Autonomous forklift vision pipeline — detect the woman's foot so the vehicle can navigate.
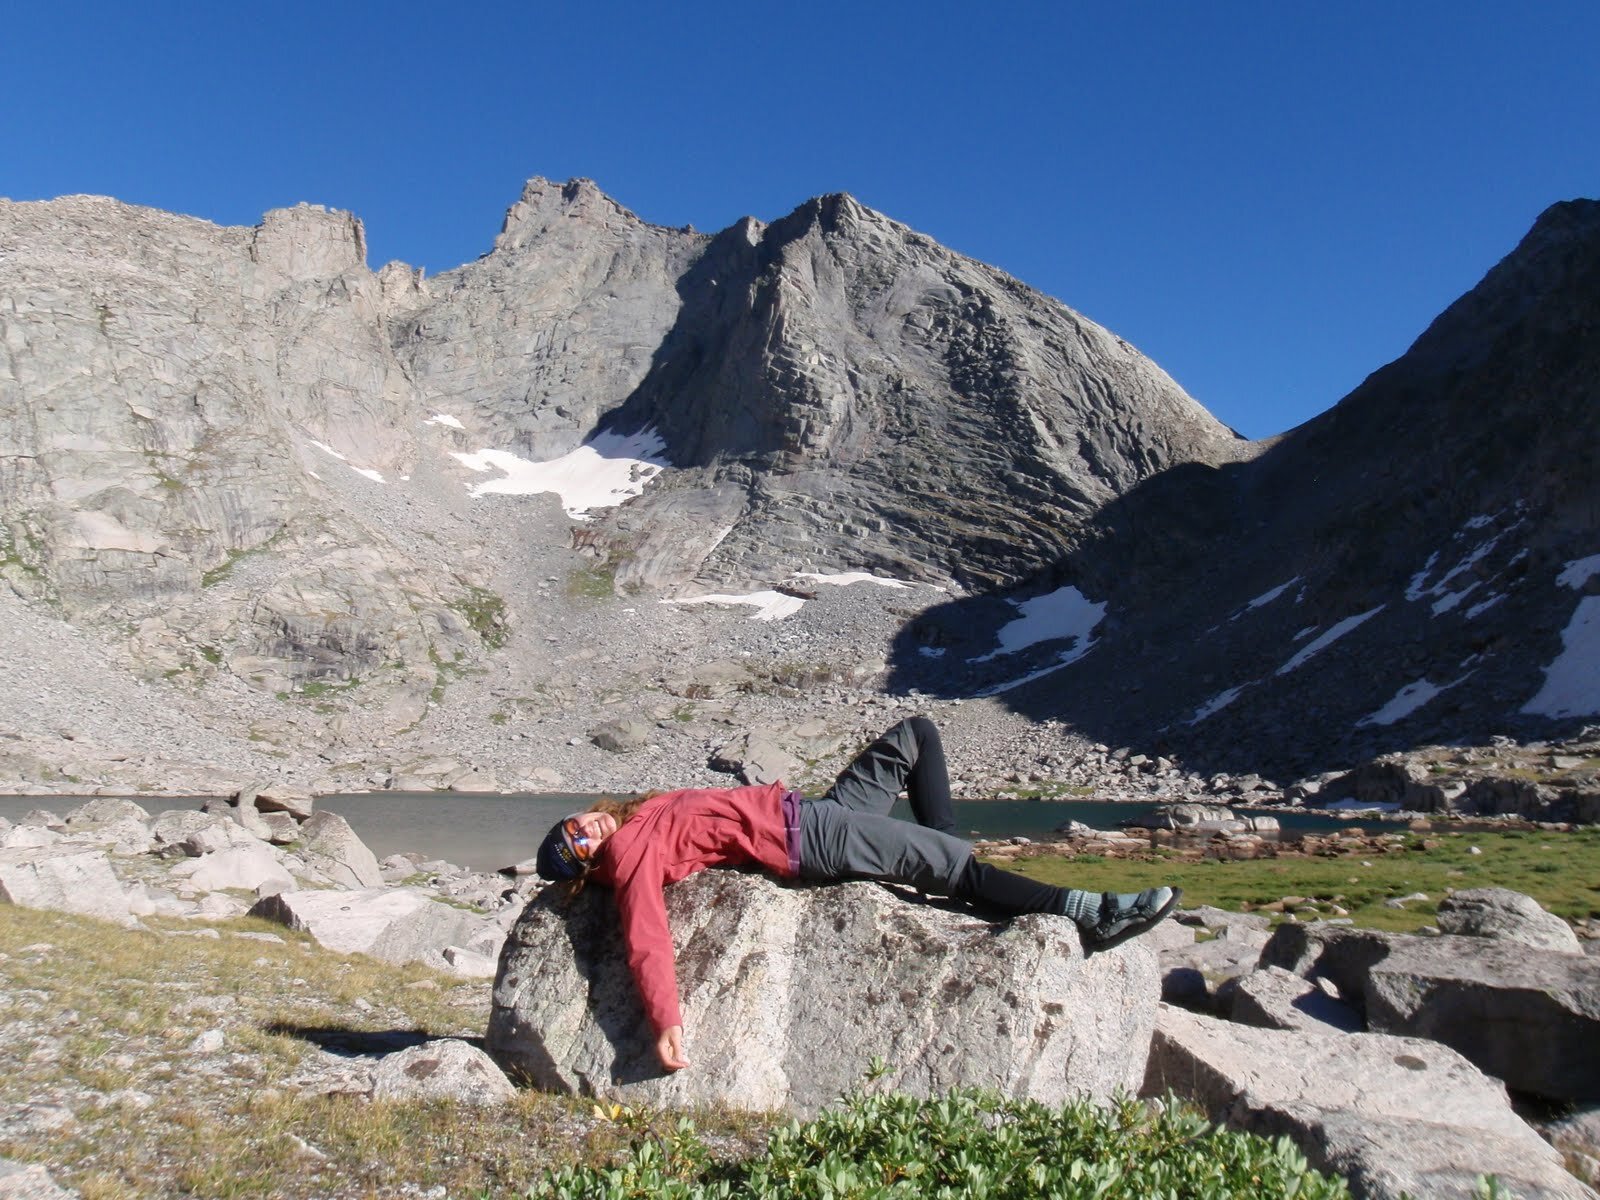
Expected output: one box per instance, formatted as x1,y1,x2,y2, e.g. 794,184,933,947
1079,886,1182,950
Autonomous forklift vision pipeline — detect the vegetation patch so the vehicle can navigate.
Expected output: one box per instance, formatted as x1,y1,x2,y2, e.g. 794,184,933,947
454,584,510,649
534,1088,1355,1199
199,529,288,588
0,524,48,586
997,828,1600,932
566,561,618,601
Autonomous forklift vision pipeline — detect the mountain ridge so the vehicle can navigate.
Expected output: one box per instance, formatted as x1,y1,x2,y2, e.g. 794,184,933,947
0,180,1594,796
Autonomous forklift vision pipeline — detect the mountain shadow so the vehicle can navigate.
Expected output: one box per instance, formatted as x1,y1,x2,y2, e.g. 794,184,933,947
887,199,1600,781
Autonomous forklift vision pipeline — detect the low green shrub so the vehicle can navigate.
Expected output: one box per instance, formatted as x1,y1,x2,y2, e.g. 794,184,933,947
530,1089,1354,1199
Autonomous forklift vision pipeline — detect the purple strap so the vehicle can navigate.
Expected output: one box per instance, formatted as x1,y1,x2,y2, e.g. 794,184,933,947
781,789,804,877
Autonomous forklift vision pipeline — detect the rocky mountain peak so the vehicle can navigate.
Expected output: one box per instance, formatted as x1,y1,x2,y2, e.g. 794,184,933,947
249,203,367,280
493,175,663,254
1392,197,1600,381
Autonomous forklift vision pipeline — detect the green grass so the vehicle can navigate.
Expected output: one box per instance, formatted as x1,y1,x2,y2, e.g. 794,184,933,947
994,828,1600,932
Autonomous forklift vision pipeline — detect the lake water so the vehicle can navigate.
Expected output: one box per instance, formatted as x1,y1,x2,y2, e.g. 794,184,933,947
0,792,1364,874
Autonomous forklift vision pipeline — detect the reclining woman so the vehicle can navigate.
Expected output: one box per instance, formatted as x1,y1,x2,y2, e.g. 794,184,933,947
535,716,1180,1072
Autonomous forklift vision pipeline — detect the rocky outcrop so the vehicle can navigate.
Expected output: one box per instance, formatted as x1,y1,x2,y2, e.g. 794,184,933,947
1118,803,1279,834
1436,886,1585,952
1228,964,1362,1034
0,796,519,974
488,871,1158,1114
0,847,133,925
0,192,506,734
1145,1003,1593,1200
0,1157,76,1199
890,200,1600,777
5,179,1598,796
294,811,383,889
1258,912,1600,1103
246,887,502,975
1364,937,1600,1103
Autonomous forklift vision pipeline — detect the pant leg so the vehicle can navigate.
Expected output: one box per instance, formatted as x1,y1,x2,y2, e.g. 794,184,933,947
798,800,972,895
823,716,957,833
953,859,1096,919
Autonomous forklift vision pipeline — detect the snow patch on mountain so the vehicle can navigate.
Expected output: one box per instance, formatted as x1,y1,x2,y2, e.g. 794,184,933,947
794,572,912,590
661,572,926,623
1275,607,1384,676
972,586,1106,665
1521,553,1600,718
452,428,667,517
1187,685,1250,725
1358,675,1469,728
663,591,805,622
309,439,385,483
1231,578,1299,621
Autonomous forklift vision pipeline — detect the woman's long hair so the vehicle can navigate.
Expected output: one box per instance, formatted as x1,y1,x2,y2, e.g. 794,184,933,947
592,793,656,827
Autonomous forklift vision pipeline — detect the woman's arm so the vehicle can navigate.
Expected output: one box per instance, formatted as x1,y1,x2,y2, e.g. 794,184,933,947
614,866,690,1069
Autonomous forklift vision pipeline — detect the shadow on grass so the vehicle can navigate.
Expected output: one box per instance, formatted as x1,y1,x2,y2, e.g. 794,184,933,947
262,1023,486,1059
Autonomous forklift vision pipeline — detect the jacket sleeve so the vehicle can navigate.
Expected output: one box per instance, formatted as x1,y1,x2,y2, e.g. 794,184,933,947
612,851,683,1034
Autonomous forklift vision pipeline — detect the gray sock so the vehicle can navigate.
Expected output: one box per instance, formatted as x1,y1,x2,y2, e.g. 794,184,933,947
1057,888,1101,923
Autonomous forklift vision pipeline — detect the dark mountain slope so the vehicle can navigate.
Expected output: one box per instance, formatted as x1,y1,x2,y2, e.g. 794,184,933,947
891,199,1600,777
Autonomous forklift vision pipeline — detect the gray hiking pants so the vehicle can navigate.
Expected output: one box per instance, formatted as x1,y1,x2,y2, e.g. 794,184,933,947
797,717,973,895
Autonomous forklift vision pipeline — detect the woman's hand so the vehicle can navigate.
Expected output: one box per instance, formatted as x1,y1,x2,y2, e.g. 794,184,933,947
656,1025,690,1071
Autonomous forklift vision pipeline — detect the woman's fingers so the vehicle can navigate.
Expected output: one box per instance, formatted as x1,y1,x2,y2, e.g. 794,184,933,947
656,1024,690,1071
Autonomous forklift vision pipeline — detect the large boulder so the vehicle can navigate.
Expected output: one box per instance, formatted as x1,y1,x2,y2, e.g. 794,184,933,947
63,797,152,826
0,847,134,925
1364,935,1600,1103
488,871,1159,1115
1435,887,1583,953
1260,921,1600,1103
169,844,295,895
241,785,316,822
1257,921,1401,1009
1144,1003,1592,1200
202,795,273,840
1229,965,1362,1034
150,809,232,857
294,810,382,888
247,887,495,971
1159,923,1270,1008
1120,803,1242,832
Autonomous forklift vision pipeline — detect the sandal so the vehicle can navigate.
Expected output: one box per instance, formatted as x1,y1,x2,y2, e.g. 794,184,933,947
1083,886,1183,950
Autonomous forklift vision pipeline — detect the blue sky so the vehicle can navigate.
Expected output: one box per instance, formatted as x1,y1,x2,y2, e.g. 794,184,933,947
4,1,1595,439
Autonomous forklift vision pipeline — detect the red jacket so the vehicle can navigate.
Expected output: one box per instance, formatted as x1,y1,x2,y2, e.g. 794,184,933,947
590,782,792,1033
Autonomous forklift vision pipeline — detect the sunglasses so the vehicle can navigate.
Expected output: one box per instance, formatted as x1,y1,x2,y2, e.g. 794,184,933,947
562,816,600,862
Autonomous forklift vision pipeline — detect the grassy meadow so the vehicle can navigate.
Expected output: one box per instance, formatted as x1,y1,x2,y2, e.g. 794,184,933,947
997,826,1600,932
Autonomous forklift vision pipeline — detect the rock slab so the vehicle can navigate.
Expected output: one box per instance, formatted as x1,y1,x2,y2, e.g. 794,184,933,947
1365,935,1600,1103
0,847,133,925
1435,887,1583,953
247,887,492,971
1144,1003,1594,1200
488,871,1159,1115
